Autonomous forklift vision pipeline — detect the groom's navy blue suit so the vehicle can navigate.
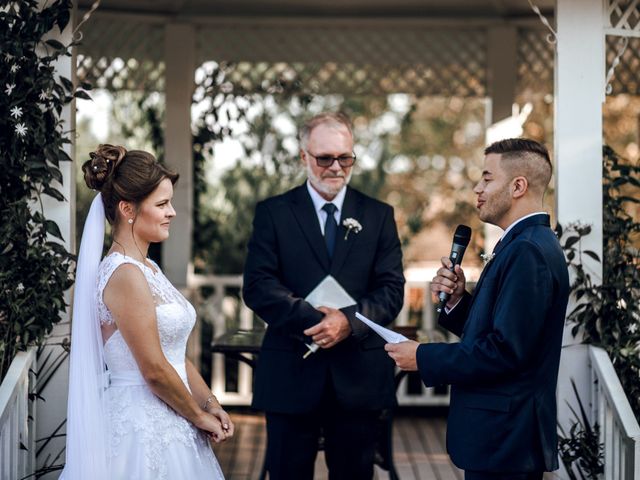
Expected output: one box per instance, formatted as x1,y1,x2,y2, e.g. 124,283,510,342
243,183,404,478
417,214,569,474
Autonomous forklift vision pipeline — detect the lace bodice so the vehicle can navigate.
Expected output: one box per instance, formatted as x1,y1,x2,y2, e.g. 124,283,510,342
96,252,196,371
93,253,223,480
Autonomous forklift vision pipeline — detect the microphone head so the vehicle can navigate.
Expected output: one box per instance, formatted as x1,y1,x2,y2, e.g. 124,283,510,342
453,224,472,247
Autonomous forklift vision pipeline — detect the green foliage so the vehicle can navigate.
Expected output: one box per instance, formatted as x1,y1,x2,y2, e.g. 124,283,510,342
191,63,314,273
558,380,604,479
0,0,83,379
360,96,487,255
112,91,165,160
559,145,640,418
190,63,488,273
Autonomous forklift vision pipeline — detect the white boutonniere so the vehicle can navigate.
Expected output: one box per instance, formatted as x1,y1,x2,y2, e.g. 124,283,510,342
342,218,362,240
480,252,495,266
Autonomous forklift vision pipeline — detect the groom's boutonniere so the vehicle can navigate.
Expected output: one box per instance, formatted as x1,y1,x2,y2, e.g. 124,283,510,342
480,252,495,267
342,218,362,240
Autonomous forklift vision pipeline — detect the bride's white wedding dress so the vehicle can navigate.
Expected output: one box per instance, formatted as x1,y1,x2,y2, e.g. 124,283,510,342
97,252,224,480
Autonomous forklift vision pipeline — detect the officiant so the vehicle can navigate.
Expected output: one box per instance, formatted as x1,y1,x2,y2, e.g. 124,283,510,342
243,112,405,480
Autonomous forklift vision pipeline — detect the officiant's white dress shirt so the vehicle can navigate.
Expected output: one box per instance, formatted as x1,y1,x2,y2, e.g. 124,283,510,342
306,180,347,234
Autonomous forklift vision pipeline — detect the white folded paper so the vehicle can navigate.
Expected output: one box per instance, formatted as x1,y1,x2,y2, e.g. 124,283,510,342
305,275,356,310
355,312,408,344
303,275,357,358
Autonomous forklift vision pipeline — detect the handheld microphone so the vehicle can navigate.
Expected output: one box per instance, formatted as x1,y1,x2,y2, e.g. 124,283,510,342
437,224,472,312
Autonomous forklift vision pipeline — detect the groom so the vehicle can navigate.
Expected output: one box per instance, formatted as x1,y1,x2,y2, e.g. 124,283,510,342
243,112,405,479
386,138,570,480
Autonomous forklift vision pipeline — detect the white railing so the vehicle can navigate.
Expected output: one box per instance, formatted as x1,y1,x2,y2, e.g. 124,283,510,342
588,346,640,479
0,348,37,480
188,273,255,405
393,279,454,406
188,273,476,407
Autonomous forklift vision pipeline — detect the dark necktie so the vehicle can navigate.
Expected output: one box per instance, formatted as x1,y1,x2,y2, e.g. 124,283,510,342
322,203,338,258
492,238,502,254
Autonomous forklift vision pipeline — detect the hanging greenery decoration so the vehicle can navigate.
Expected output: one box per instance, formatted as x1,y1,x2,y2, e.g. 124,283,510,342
0,0,91,379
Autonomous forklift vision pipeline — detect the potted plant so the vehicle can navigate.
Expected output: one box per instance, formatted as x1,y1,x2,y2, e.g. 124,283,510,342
557,145,639,477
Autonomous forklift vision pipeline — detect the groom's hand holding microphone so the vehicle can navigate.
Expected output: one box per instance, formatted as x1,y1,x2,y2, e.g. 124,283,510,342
432,224,471,312
430,259,467,311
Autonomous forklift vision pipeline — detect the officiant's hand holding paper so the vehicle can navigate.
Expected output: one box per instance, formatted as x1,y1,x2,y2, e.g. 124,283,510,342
302,275,356,358
384,341,419,371
303,307,351,350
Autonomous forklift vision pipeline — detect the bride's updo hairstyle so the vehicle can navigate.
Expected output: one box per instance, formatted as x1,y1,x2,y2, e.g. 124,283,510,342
82,144,179,226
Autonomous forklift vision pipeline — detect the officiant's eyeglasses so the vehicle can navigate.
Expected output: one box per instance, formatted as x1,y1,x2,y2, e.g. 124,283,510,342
306,151,357,168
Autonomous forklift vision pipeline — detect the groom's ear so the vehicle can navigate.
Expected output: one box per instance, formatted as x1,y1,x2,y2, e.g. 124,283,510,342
512,176,528,199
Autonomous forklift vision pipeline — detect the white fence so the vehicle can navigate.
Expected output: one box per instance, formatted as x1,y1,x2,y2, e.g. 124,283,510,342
0,348,37,480
188,273,254,405
188,274,473,407
588,346,640,479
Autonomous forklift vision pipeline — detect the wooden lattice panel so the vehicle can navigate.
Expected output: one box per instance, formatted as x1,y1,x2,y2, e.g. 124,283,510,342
606,36,640,95
196,26,487,97
74,15,640,97
517,25,640,97
77,55,165,91
606,0,640,36
517,27,554,96
76,16,165,91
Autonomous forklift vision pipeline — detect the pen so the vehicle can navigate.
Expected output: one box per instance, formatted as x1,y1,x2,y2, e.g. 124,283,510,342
303,342,319,359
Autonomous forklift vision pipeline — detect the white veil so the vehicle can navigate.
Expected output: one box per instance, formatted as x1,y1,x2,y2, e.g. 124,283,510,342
60,193,110,479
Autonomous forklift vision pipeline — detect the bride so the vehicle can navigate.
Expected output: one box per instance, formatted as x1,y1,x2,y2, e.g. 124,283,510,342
61,145,233,479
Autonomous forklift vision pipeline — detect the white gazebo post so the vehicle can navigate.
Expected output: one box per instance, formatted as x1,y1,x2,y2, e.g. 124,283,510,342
487,24,518,125
485,25,520,252
554,0,604,448
163,23,195,288
38,3,76,476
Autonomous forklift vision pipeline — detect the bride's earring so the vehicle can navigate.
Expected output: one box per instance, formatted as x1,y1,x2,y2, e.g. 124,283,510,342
128,218,134,224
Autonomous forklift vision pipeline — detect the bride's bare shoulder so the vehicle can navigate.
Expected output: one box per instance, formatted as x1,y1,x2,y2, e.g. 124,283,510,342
103,262,153,310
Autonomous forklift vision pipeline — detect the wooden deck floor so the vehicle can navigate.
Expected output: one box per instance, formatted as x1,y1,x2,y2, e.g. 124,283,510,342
213,410,463,480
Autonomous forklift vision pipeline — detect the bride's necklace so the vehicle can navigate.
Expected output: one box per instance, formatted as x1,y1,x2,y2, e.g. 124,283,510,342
112,238,148,267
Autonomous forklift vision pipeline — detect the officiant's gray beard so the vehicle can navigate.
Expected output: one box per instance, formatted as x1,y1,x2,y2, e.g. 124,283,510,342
306,163,352,198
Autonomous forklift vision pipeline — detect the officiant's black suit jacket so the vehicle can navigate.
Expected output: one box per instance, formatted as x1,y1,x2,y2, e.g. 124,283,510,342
243,184,405,414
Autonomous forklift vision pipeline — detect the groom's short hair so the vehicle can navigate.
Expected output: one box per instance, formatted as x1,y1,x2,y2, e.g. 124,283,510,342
485,138,553,195
299,112,353,150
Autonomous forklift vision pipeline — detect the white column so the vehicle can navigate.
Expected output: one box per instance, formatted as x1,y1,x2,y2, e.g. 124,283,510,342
554,0,604,468
487,25,518,124
484,25,519,251
163,23,195,288
37,3,75,477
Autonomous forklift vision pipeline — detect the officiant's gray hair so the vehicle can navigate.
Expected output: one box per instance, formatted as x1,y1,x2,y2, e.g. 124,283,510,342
299,112,353,150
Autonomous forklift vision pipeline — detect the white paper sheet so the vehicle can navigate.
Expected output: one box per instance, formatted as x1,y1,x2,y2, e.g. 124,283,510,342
355,312,409,344
305,275,356,309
